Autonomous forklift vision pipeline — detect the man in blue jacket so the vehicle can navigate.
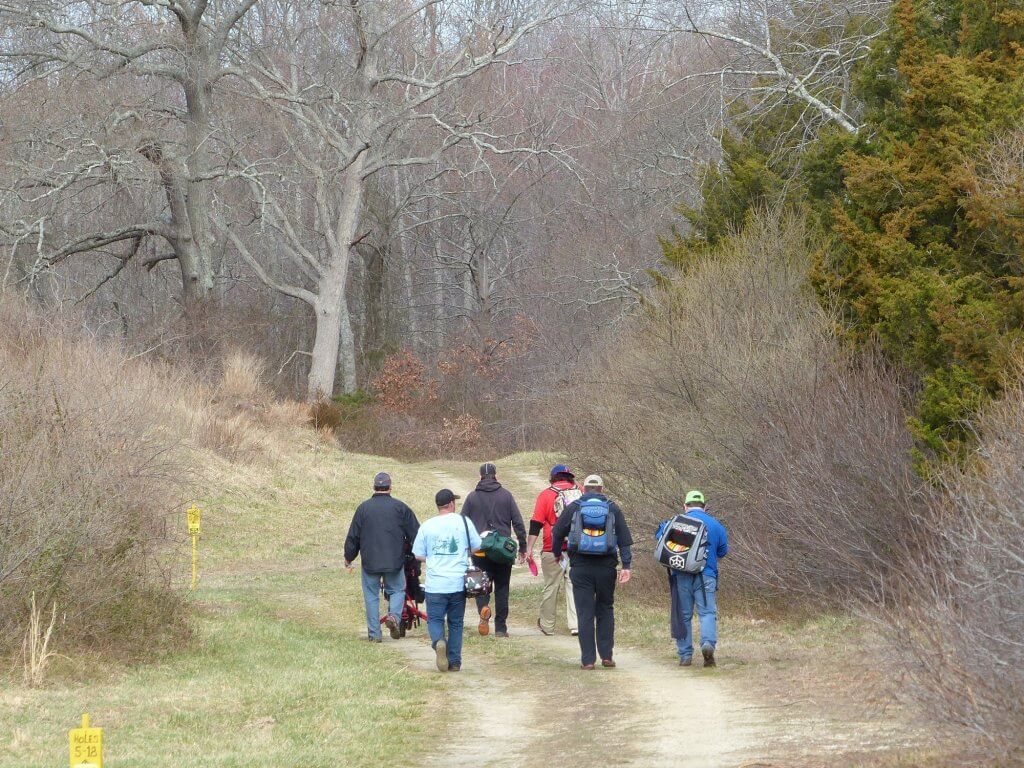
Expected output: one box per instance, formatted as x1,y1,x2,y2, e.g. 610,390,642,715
656,490,728,667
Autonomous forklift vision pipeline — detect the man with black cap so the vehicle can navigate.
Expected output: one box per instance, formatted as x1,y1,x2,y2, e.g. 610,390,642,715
460,462,527,637
344,472,420,642
412,488,482,672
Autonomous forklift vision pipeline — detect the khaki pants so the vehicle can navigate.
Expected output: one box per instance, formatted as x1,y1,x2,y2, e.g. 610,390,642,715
539,552,577,633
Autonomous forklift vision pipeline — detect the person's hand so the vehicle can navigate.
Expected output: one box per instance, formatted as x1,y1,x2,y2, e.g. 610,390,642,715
517,552,527,565
344,561,354,573
618,569,631,584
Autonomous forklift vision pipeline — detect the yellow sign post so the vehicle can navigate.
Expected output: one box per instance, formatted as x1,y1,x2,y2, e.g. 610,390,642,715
187,505,202,590
69,713,102,768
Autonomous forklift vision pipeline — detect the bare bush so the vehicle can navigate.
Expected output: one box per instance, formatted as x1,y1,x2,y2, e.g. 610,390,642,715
890,373,1024,761
0,296,190,655
566,208,923,605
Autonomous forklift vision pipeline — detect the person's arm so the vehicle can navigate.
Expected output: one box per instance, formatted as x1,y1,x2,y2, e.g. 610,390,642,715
614,503,633,582
509,493,528,556
550,505,573,560
343,508,363,567
469,524,483,553
412,527,427,563
403,503,420,543
717,522,729,559
526,491,549,555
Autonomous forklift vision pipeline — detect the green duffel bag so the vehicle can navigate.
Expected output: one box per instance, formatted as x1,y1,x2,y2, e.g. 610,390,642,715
479,531,517,565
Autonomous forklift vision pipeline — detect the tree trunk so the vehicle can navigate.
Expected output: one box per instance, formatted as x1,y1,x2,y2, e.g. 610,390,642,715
338,301,358,394
305,160,366,401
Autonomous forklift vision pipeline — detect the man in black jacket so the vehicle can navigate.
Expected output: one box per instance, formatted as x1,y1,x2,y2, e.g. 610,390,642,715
344,472,420,642
550,474,632,669
461,462,527,637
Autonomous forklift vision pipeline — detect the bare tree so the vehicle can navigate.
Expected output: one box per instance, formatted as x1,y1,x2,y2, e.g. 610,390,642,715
0,0,258,304
222,0,571,399
641,0,890,136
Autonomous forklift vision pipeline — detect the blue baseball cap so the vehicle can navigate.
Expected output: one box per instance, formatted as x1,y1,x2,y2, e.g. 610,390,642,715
550,464,574,479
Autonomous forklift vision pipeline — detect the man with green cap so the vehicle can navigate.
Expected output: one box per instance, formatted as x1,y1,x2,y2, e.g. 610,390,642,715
655,490,728,667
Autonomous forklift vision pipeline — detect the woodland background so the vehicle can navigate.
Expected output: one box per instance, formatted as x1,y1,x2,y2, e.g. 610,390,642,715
1,0,1023,762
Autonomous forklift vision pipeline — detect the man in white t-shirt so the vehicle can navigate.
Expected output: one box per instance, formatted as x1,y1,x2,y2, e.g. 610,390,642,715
412,488,482,672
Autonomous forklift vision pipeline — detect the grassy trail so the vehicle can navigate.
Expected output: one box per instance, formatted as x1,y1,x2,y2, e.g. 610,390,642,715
2,437,921,767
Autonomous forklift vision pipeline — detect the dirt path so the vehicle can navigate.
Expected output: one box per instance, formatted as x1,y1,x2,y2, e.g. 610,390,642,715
398,463,819,767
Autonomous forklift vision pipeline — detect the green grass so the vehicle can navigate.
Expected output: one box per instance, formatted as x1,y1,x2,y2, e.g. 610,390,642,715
0,443,556,768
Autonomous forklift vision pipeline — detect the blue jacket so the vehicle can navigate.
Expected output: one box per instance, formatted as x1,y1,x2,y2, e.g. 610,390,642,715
655,507,728,579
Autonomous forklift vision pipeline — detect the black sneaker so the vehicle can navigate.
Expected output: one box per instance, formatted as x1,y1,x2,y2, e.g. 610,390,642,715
368,636,383,644
434,640,448,672
495,630,509,638
384,615,401,640
679,657,692,667
701,643,716,667
448,663,462,672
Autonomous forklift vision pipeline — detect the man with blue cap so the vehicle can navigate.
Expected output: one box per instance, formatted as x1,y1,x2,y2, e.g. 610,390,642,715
526,463,582,636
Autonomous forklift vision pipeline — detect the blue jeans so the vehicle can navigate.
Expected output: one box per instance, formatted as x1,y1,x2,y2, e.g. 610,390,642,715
674,573,718,659
425,591,466,666
361,569,406,640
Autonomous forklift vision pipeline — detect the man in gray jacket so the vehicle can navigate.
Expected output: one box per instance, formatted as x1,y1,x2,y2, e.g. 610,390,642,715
461,462,527,637
344,472,420,642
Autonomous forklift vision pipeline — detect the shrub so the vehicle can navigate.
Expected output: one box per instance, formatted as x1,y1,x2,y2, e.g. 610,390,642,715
565,209,924,606
0,296,190,658
890,370,1024,761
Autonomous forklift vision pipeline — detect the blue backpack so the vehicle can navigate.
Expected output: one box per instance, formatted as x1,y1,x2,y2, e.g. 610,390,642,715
568,497,617,555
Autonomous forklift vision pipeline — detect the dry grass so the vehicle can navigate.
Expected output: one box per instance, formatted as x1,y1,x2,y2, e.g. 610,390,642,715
0,297,306,656
215,349,270,405
22,593,59,687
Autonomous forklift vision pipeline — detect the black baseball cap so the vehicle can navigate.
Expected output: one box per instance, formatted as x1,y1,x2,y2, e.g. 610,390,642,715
435,488,460,507
373,472,392,489
480,462,497,477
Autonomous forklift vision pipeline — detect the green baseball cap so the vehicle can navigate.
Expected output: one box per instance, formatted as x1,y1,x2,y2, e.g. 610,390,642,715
684,490,705,505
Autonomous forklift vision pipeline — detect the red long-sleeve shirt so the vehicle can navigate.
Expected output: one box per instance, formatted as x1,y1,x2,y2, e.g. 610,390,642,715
531,480,582,552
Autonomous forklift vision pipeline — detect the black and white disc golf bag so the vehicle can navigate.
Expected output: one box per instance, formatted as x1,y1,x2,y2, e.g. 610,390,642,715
654,514,709,574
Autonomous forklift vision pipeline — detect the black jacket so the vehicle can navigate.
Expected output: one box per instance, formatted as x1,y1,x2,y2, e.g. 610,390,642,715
550,492,633,569
461,477,527,553
344,493,420,573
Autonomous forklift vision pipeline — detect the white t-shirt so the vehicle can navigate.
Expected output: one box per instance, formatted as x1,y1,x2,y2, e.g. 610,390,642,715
412,513,482,594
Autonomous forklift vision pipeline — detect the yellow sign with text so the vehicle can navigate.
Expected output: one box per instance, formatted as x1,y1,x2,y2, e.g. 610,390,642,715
69,713,102,768
187,505,201,535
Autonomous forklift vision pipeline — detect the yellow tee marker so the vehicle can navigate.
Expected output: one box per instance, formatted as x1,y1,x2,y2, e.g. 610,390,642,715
187,505,202,589
69,713,102,768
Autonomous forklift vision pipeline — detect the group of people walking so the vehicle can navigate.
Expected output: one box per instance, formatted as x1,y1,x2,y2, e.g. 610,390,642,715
343,462,728,672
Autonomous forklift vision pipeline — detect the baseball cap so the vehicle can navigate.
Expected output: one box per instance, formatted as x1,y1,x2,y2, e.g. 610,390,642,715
480,462,497,477
550,463,574,479
373,471,392,489
685,490,705,505
583,474,603,488
435,488,461,507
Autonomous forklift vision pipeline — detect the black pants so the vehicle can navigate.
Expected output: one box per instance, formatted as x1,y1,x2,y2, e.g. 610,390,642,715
570,562,617,665
472,555,512,633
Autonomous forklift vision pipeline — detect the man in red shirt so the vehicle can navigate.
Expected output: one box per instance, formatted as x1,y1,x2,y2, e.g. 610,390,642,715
527,464,581,636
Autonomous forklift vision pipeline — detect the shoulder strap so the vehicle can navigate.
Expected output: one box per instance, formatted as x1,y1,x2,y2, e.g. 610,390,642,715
461,513,473,556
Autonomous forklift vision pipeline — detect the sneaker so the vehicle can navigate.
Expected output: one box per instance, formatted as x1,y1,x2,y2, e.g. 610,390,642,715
679,657,692,667
384,615,401,640
495,631,509,638
368,636,383,644
580,663,595,670
601,659,616,668
448,663,461,672
434,640,448,672
570,629,579,636
478,606,492,636
701,642,716,667
536,618,553,636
